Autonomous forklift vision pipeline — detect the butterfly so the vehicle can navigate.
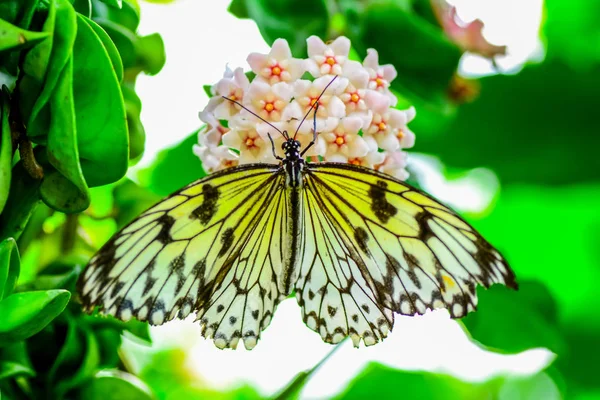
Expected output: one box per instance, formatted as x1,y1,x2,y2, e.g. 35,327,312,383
77,76,517,350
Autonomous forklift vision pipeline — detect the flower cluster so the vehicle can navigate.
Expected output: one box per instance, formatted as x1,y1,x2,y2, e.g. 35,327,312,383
193,36,416,180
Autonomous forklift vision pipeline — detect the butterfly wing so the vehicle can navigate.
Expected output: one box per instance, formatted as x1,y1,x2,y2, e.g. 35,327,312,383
78,164,288,350
297,162,517,347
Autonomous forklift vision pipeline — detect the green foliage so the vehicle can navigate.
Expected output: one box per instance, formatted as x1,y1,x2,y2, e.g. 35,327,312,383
0,0,596,398
0,0,163,397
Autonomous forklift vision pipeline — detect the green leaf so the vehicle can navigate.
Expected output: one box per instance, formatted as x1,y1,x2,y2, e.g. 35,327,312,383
40,56,91,213
52,323,100,397
0,86,11,214
0,237,20,300
462,281,565,355
228,0,248,18
91,1,140,32
0,360,35,380
94,18,136,68
136,32,165,75
78,370,155,400
0,160,42,243
73,0,92,17
83,16,124,82
73,14,128,187
0,19,49,53
232,0,328,56
25,0,77,138
136,130,205,196
122,85,145,160
0,289,70,346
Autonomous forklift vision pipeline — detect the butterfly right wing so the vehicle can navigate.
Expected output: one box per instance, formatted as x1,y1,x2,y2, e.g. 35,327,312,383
78,164,288,349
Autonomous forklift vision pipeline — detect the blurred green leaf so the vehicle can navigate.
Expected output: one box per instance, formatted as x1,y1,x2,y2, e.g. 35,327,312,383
544,0,600,69
0,360,35,380
230,0,328,56
73,14,128,187
417,61,600,185
78,370,156,400
0,237,20,300
462,281,565,355
73,0,92,17
557,326,600,396
136,32,165,75
136,130,205,196
123,85,145,160
475,184,600,324
99,0,123,8
0,289,70,346
0,19,49,53
0,86,11,214
112,179,161,228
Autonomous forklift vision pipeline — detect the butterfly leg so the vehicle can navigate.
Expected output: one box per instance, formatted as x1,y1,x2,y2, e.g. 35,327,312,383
300,103,319,157
268,133,284,161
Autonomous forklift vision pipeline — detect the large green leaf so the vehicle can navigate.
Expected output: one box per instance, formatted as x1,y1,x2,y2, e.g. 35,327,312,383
0,86,11,214
40,56,90,213
84,16,124,83
0,289,70,346
0,19,49,53
25,0,77,138
73,14,128,187
0,238,20,300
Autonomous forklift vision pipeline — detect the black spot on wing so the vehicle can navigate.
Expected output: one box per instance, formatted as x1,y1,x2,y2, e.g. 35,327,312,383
369,180,397,224
156,215,175,244
218,228,235,258
354,227,370,254
191,184,220,224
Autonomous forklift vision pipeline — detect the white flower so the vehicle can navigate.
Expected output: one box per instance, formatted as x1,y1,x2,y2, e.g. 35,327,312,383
210,66,250,119
346,136,385,168
245,80,294,122
376,151,409,180
193,145,239,173
363,49,397,106
198,108,229,147
288,76,347,123
306,36,360,77
222,118,271,163
321,117,369,162
394,106,417,149
247,39,306,84
364,93,415,151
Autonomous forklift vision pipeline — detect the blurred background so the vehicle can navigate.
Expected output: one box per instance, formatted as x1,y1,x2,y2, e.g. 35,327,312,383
2,0,599,398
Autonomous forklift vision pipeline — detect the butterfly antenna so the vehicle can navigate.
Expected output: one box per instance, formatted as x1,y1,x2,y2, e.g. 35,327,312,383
221,96,289,140
293,75,338,140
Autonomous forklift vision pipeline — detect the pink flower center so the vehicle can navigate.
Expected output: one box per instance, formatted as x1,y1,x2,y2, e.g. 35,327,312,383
264,102,275,112
245,137,256,148
397,129,404,139
325,56,336,66
377,121,387,132
350,92,360,103
348,157,361,165
373,75,385,88
335,136,345,146
271,65,282,76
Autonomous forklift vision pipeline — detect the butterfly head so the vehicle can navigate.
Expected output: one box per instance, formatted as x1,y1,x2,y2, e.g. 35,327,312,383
282,138,302,160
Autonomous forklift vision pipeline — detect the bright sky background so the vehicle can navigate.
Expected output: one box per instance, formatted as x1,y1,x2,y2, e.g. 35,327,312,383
132,1,552,398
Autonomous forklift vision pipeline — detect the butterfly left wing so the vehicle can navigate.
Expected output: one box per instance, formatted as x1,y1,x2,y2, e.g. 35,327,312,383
78,164,288,350
296,162,517,347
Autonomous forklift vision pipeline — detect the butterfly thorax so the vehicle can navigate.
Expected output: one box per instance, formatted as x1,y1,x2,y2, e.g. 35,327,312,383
280,137,304,294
